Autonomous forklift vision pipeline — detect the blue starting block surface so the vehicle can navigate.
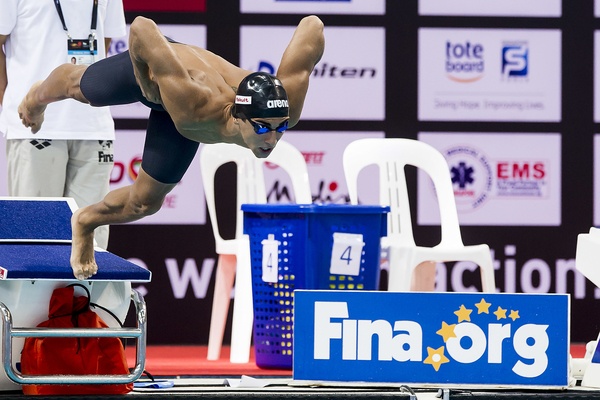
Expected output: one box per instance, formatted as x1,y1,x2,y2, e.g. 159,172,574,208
0,198,74,242
0,244,151,281
0,198,151,281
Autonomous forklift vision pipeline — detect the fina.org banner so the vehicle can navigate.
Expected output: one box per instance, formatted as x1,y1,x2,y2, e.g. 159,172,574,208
240,26,385,121
417,132,561,226
418,0,561,17
108,24,207,120
418,28,561,122
293,290,570,388
240,0,385,15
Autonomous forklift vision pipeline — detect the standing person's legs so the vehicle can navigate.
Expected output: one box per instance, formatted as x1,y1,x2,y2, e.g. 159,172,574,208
65,140,115,249
6,139,68,196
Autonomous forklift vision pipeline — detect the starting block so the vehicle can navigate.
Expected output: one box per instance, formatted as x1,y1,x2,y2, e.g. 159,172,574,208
0,197,151,390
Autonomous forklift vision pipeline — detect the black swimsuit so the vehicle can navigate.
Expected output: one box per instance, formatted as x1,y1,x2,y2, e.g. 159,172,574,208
79,50,199,184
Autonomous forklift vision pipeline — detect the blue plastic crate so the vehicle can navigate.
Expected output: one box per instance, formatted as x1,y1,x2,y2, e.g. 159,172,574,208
242,204,389,369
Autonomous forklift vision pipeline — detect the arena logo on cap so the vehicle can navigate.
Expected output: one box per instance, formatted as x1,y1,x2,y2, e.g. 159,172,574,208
235,95,252,105
267,99,289,109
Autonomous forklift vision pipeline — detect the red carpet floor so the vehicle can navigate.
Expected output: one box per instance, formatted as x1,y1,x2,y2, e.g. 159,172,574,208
127,344,587,377
125,345,292,377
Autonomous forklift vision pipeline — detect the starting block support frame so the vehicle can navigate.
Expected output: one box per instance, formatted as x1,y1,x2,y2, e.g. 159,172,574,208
0,197,152,388
0,288,147,385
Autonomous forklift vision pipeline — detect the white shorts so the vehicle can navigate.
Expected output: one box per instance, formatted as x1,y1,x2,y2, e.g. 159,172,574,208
6,138,114,249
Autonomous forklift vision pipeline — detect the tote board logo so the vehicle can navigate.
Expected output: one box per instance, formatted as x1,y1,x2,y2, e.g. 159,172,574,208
294,291,569,387
445,41,485,83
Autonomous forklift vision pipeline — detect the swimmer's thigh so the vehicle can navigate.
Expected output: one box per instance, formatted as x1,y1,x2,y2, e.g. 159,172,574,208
140,110,199,184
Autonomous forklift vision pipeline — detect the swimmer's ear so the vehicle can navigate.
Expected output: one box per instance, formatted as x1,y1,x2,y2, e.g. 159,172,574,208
233,118,244,132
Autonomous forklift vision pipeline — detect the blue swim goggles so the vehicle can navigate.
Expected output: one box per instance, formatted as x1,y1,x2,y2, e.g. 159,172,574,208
250,120,289,134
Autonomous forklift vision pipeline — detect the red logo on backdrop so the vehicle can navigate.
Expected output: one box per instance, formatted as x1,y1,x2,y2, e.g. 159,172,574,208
302,151,325,165
123,0,206,12
111,157,142,184
497,162,546,180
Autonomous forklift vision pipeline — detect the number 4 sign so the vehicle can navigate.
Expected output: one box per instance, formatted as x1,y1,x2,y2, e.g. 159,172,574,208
329,232,365,276
261,234,280,283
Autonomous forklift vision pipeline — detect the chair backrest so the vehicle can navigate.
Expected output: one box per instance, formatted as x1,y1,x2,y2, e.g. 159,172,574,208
200,140,312,253
343,138,464,248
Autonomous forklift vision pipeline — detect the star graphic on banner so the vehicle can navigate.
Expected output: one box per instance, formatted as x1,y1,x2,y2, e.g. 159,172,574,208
424,346,450,372
475,298,491,314
436,321,457,342
454,304,472,322
493,306,507,320
509,310,520,321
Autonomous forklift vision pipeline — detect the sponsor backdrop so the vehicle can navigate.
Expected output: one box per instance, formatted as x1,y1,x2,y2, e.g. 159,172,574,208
1,1,599,346
418,28,561,122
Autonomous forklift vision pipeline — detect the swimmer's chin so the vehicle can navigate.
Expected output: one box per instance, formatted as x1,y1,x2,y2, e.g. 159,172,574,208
254,147,274,158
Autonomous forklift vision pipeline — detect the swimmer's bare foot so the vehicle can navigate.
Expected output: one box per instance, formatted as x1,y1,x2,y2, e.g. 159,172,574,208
18,82,47,134
70,208,98,280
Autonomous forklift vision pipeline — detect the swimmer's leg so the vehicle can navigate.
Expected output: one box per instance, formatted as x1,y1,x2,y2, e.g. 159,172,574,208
70,110,196,280
70,168,176,280
19,51,158,134
18,64,89,133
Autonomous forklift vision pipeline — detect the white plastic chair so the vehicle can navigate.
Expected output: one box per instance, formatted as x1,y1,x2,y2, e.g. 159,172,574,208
200,140,312,363
576,227,600,289
343,138,496,293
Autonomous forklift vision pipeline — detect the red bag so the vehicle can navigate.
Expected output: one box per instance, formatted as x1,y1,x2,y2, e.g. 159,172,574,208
20,285,133,395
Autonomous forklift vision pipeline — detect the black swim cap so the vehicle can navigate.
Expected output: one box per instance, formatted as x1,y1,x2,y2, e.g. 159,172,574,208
233,72,289,120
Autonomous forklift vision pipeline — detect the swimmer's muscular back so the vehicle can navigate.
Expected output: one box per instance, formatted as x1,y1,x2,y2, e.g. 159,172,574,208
128,17,250,141
128,15,324,141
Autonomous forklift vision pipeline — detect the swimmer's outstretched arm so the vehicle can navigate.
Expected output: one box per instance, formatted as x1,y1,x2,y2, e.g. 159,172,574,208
70,168,176,280
276,15,325,127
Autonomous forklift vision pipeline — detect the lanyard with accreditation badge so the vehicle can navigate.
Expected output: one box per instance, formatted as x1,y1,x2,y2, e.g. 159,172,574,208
53,0,99,66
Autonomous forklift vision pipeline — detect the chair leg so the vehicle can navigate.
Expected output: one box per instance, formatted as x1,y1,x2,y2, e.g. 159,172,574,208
387,245,414,292
477,256,497,293
229,236,254,363
207,254,236,361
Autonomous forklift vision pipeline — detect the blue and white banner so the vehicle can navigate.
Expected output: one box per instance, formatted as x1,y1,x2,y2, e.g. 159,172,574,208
293,291,570,388
418,28,561,122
